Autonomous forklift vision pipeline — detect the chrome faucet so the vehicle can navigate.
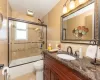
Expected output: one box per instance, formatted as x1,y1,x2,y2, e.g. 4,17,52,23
67,46,73,55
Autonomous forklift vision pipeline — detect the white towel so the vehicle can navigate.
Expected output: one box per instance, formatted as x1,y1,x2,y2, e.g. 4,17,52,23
86,45,97,59
97,47,100,59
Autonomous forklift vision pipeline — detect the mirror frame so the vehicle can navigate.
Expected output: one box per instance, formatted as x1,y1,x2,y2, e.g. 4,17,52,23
60,0,100,45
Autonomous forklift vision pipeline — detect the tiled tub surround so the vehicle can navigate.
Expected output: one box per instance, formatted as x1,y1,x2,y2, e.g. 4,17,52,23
43,50,100,80
10,42,42,60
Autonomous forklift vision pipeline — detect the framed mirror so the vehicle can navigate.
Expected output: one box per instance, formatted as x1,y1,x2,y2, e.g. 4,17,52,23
61,0,99,44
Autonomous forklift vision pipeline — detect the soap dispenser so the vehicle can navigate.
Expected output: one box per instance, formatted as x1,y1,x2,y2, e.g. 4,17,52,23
48,43,52,51
79,46,83,58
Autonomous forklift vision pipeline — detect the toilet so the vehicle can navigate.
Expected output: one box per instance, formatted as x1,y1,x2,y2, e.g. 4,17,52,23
34,60,43,80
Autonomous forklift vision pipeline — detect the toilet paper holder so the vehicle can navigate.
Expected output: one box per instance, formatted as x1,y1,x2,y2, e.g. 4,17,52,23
0,64,4,69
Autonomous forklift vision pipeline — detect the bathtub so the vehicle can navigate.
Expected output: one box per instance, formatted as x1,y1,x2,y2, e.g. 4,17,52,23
9,55,43,67
9,55,43,79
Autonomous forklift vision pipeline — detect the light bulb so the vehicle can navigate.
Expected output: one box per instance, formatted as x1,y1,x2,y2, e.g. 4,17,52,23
63,5,67,14
70,0,75,10
79,0,86,4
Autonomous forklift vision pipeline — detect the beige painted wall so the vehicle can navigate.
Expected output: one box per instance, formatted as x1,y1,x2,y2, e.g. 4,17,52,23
0,0,7,65
0,0,8,79
0,0,7,17
42,0,92,56
8,1,12,17
0,0,8,64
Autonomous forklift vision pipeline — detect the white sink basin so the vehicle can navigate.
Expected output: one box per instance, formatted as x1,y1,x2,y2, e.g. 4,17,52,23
57,54,76,60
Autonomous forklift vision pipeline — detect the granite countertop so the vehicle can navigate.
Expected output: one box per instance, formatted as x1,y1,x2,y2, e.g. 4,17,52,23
43,50,100,80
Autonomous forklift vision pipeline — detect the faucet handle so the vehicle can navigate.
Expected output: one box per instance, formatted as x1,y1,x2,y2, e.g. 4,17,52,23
67,46,73,55
74,50,79,58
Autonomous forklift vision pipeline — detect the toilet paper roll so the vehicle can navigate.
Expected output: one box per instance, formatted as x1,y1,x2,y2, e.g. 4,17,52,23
2,67,9,75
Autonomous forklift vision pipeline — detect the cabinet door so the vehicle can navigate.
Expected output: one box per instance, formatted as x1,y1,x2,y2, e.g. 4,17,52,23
51,70,61,80
44,75,49,80
44,64,50,80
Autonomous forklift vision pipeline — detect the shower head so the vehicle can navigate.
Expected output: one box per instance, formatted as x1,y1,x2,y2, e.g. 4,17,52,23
35,28,40,31
38,19,44,24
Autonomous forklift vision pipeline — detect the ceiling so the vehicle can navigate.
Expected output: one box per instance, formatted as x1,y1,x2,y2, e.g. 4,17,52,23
8,0,60,19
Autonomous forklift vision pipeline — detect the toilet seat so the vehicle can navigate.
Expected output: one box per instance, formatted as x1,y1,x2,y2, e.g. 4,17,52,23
34,60,43,71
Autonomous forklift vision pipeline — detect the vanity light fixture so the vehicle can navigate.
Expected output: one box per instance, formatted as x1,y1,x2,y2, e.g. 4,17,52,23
63,0,68,14
69,0,75,10
79,0,86,4
27,10,34,17
63,5,67,14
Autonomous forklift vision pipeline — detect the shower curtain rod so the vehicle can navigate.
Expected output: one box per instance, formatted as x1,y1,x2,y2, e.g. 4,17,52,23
8,17,47,27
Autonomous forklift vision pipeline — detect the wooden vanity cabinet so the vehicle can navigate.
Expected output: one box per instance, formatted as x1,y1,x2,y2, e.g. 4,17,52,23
43,53,90,80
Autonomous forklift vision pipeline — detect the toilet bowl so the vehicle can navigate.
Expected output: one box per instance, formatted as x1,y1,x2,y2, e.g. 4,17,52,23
34,60,43,80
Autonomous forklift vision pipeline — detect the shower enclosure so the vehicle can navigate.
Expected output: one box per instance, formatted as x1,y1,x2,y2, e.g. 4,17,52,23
8,17,47,67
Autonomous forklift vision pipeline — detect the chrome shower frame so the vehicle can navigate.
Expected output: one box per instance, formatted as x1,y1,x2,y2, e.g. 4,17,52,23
8,17,47,68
